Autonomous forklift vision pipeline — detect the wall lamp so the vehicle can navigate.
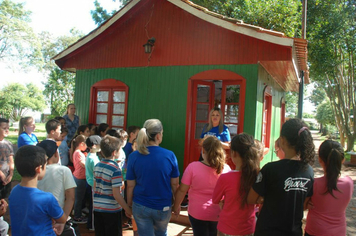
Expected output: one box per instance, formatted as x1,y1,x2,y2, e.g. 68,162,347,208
143,37,155,54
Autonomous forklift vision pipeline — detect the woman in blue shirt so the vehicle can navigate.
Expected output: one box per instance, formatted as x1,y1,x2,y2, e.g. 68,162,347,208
17,116,38,148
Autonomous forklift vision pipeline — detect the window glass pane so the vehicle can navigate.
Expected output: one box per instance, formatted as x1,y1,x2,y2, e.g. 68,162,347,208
96,115,107,124
97,103,108,113
195,122,206,139
97,91,109,102
227,124,238,137
112,116,124,127
197,85,210,103
113,91,125,102
225,85,240,103
113,104,125,115
224,105,238,123
196,104,209,121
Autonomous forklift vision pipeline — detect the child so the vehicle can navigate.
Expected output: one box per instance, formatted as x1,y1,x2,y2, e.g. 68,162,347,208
85,135,102,231
123,126,140,158
0,118,12,236
9,145,67,235
54,116,66,127
248,118,315,236
254,139,269,162
46,119,62,142
93,135,132,236
76,124,90,138
17,116,38,148
96,123,110,137
213,133,260,236
37,140,78,235
58,126,70,166
72,134,88,223
173,136,230,236
305,140,354,236
88,123,97,136
274,137,285,159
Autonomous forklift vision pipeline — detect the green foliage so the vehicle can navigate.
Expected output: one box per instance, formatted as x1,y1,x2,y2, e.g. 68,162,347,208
192,0,302,37
285,91,298,117
309,82,327,107
0,0,42,68
315,101,335,126
0,83,46,120
91,0,128,26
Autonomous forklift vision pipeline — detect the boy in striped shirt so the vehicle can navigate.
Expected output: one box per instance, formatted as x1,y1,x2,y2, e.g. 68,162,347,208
93,135,132,236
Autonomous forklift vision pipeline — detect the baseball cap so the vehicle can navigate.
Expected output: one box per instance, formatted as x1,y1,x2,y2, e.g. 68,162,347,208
37,140,58,159
86,135,102,148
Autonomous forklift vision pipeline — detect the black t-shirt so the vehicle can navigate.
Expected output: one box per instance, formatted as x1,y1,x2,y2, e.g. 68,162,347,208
253,159,314,236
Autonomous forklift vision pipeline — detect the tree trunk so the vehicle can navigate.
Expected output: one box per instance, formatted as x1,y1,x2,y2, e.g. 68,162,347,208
346,134,355,151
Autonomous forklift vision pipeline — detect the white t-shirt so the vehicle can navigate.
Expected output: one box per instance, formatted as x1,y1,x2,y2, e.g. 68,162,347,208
38,164,77,208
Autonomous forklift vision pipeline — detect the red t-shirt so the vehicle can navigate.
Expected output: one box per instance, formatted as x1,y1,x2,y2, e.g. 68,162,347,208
213,170,255,235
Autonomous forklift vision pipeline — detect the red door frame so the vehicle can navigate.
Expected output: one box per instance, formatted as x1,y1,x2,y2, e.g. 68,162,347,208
261,86,272,148
89,79,129,129
183,70,246,170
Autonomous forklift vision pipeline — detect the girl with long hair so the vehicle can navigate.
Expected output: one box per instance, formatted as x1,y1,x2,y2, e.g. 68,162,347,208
248,118,315,236
17,117,38,148
173,136,230,236
305,140,353,236
213,133,260,236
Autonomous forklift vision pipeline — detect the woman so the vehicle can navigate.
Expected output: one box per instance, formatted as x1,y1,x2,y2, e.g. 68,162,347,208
173,136,230,236
201,108,231,149
305,140,353,236
126,119,180,236
63,104,80,143
17,117,38,148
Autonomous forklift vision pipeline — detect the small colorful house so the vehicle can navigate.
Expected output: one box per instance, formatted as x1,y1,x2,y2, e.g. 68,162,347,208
54,0,308,172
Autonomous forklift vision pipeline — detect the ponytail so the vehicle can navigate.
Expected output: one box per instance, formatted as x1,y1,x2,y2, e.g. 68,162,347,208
136,119,163,155
319,140,344,198
201,136,225,174
281,118,315,167
230,133,260,208
18,117,33,136
69,134,86,162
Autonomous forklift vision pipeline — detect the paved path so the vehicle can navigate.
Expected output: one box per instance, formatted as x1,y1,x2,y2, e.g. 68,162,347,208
310,131,356,236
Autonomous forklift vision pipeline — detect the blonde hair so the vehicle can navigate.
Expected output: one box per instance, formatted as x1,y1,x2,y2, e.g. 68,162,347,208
18,116,34,136
137,119,163,155
204,108,224,134
201,136,226,174
254,139,265,159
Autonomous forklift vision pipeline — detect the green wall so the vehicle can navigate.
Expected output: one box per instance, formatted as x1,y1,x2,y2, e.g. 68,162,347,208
74,64,258,174
255,65,285,166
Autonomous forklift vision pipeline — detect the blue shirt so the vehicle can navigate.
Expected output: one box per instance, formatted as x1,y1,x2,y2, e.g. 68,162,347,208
63,114,79,142
9,185,64,236
126,146,180,210
17,132,39,148
200,125,231,142
123,142,133,159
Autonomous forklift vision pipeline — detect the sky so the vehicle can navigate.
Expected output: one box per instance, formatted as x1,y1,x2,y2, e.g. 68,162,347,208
1,0,120,90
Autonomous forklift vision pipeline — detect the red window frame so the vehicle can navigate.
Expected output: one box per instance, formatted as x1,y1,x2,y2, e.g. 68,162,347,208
280,98,286,129
261,86,272,148
89,79,128,129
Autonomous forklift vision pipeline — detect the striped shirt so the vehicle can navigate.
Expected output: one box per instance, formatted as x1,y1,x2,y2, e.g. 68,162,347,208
93,159,123,212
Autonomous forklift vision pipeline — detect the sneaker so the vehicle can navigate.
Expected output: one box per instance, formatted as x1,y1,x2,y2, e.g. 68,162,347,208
122,223,132,229
72,217,87,224
82,207,89,214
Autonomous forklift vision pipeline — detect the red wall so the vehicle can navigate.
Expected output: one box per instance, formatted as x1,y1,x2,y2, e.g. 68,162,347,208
57,0,292,70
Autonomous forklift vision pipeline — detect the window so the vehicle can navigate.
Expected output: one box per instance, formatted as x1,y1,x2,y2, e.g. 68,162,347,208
261,87,272,148
89,79,128,129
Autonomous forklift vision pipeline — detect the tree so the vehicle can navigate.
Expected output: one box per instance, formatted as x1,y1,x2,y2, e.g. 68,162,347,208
91,0,128,26
0,83,46,120
307,0,356,150
285,91,298,118
0,0,42,68
309,82,327,107
315,101,335,135
39,29,83,117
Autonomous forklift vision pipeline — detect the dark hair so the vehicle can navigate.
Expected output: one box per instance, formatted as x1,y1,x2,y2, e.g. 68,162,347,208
61,125,68,134
97,123,109,136
88,123,97,133
100,135,123,158
76,125,88,135
201,136,226,174
319,140,344,198
230,133,260,208
0,118,9,124
15,145,47,177
54,116,65,123
127,126,140,137
45,119,61,134
280,118,315,166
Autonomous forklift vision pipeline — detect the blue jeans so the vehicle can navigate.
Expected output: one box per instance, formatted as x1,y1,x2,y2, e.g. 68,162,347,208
132,202,171,236
189,214,217,236
73,176,87,219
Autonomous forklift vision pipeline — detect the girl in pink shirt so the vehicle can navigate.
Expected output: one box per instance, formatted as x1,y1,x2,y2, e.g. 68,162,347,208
305,140,354,236
72,134,88,223
173,136,230,236
213,133,260,236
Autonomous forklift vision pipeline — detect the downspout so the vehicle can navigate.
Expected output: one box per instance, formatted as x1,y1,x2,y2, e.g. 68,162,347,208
297,0,307,119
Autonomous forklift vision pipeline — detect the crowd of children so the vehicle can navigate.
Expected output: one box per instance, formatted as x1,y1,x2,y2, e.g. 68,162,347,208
0,115,353,236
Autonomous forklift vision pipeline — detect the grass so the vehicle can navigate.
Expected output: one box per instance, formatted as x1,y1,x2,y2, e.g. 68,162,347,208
7,123,47,182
